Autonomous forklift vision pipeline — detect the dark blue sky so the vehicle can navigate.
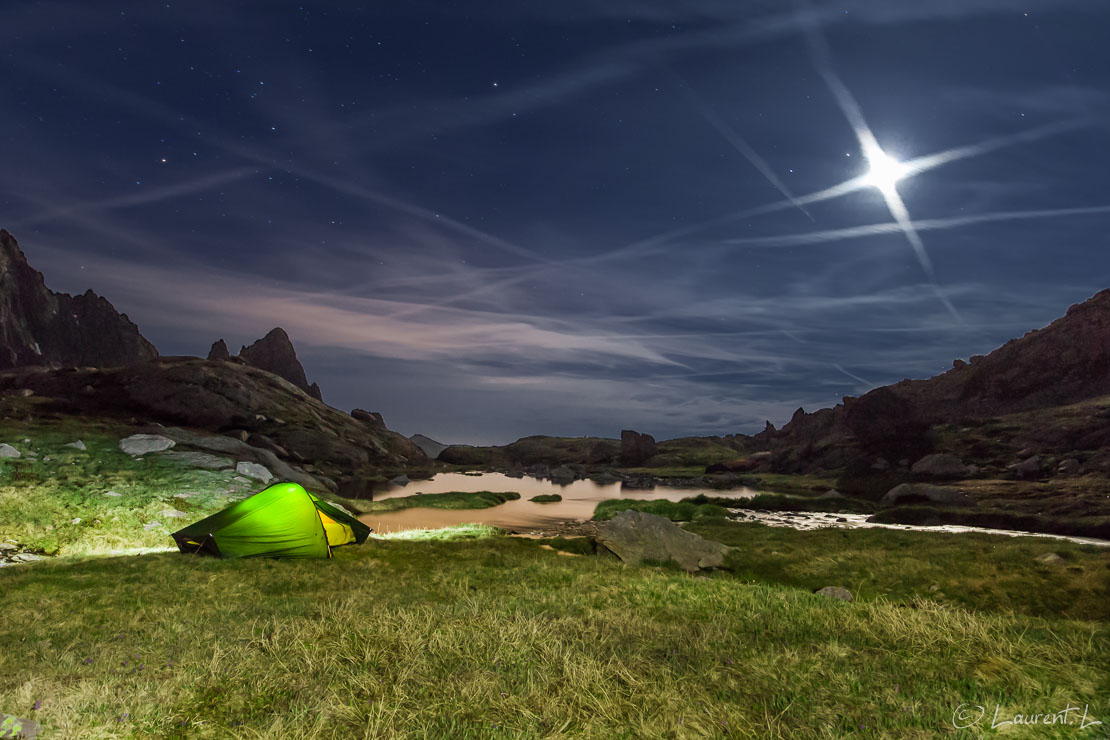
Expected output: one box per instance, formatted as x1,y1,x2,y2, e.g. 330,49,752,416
3,1,1109,444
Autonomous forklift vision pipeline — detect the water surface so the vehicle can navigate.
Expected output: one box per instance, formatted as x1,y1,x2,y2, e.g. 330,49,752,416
359,472,757,533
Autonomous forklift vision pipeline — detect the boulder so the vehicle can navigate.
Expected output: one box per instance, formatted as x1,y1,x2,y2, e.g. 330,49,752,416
1015,456,1043,479
235,461,273,483
64,440,87,451
589,471,624,485
0,443,20,458
881,483,973,506
548,465,578,483
619,430,658,466
119,434,175,456
1016,448,1035,459
815,586,853,602
390,474,410,486
910,453,971,479
595,510,729,572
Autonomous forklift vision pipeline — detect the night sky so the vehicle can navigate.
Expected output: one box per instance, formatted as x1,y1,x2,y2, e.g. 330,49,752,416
3,1,1109,445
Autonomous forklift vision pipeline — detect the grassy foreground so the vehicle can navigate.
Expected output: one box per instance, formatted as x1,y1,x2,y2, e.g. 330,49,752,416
2,528,1107,738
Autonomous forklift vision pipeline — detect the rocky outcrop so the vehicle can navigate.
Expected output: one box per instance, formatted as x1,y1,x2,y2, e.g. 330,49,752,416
595,510,728,572
0,357,426,479
0,229,158,369
409,434,448,459
619,430,657,466
238,328,322,401
207,339,231,361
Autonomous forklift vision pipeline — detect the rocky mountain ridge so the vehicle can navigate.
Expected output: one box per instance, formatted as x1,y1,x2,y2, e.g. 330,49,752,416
0,229,158,369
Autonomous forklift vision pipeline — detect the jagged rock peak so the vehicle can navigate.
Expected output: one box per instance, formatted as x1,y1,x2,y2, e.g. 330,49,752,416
237,327,321,399
0,228,158,370
208,339,231,361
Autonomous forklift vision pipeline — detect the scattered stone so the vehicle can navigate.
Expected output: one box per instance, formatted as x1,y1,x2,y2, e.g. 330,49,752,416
64,440,87,451
143,521,163,530
836,517,848,523
910,453,971,479
15,388,34,397
0,443,21,458
0,542,16,552
595,510,729,572
1057,458,1081,476
882,483,973,506
159,509,190,519
589,471,623,485
390,474,410,486
1035,553,1064,565
815,586,853,602
929,584,940,592
224,429,250,443
104,491,122,497
11,552,43,563
70,518,81,525
119,434,175,456
1016,448,1035,459
235,461,273,483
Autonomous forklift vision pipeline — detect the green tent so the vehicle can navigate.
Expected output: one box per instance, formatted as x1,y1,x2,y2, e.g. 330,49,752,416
171,482,372,559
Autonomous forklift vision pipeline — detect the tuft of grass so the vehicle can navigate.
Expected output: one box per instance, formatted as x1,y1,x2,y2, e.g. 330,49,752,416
356,490,520,514
592,498,729,522
529,494,562,503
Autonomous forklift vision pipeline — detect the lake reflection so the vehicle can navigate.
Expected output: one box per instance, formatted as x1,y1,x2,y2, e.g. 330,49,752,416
359,472,757,533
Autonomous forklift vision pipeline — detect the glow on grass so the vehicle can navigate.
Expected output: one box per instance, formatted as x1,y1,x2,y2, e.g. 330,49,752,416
373,523,503,541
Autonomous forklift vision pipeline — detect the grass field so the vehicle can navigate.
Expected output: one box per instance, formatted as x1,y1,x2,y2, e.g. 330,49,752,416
2,416,1109,737
3,528,1108,738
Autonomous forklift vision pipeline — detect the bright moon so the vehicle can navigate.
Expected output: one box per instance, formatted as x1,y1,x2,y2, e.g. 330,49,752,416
862,142,908,195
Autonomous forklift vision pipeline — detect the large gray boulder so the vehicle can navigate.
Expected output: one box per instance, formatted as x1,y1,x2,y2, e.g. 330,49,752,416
119,434,175,456
910,453,971,479
882,483,973,506
236,461,274,483
0,443,20,458
595,510,729,572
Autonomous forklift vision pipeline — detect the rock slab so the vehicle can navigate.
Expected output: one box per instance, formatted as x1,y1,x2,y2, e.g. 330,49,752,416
595,510,728,572
119,434,175,456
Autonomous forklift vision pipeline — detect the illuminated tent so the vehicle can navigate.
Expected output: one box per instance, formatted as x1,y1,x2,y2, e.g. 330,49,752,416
171,482,371,559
